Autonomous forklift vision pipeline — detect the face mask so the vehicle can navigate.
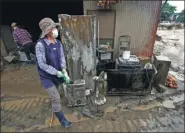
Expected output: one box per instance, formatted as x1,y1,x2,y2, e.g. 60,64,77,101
52,28,58,38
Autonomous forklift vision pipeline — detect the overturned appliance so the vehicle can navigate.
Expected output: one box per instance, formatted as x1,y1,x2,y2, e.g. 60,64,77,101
82,72,106,118
66,79,87,107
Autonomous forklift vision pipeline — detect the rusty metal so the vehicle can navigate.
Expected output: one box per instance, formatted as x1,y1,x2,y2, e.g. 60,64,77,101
58,14,96,89
136,1,162,57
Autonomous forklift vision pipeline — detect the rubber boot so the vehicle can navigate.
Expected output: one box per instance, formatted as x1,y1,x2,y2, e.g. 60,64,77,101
54,111,72,128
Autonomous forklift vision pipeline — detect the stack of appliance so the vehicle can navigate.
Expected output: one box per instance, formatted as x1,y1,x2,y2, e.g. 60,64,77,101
106,35,154,95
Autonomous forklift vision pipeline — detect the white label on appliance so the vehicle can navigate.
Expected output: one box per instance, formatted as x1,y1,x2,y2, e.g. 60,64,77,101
101,53,111,60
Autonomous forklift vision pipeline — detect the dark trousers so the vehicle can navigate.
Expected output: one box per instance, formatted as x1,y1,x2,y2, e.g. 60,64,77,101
22,42,35,60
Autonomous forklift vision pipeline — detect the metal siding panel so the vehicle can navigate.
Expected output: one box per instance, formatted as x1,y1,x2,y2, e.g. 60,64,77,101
58,14,96,89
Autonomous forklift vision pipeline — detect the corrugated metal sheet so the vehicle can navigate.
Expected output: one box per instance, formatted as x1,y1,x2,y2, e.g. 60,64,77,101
58,14,96,89
83,0,162,58
87,10,116,39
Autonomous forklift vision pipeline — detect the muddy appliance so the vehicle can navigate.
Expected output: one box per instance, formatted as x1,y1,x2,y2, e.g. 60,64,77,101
106,67,155,95
153,55,171,85
97,45,114,61
66,79,87,107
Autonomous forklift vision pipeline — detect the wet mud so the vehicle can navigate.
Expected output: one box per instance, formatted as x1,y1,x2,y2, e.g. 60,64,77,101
1,60,184,132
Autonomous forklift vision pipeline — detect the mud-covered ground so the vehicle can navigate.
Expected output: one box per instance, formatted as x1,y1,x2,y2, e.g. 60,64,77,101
1,65,184,132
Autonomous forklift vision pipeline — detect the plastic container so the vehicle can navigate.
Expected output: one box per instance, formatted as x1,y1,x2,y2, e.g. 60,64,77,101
122,51,130,60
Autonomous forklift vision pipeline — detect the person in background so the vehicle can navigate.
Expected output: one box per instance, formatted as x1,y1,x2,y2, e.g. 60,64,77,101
11,22,35,60
35,17,72,128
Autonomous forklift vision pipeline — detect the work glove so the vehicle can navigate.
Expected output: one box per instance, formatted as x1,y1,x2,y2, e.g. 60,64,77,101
57,71,64,78
65,78,71,84
62,69,71,84
62,69,68,75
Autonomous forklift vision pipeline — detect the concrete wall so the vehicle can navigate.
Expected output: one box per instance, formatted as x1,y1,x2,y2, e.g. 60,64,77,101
83,1,162,58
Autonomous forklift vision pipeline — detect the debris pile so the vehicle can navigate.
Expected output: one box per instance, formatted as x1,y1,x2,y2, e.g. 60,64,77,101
165,74,178,89
154,29,184,82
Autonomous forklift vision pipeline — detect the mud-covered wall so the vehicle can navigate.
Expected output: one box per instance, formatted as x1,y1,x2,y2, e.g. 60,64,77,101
83,1,162,58
58,14,96,89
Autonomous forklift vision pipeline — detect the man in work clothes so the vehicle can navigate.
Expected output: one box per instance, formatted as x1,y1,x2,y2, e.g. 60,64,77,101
35,17,72,128
11,22,35,60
